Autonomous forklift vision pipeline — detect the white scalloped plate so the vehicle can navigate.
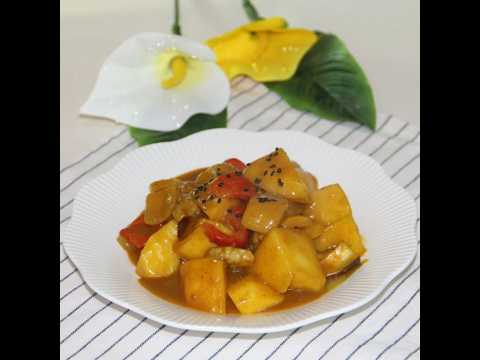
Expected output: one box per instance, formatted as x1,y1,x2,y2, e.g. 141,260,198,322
63,129,417,334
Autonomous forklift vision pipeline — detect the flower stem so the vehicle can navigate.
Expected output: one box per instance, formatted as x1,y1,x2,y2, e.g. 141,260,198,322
172,0,181,35
242,0,262,21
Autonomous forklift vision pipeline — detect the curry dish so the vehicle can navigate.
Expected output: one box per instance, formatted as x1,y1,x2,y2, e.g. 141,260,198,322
118,148,366,315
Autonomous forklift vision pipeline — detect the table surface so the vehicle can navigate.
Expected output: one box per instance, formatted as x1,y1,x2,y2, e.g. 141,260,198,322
60,0,419,167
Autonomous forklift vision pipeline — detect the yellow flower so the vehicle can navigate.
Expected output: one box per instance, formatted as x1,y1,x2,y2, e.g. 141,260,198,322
206,17,318,82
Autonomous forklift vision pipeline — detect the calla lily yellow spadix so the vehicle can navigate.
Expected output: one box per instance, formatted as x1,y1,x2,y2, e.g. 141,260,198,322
161,56,188,89
206,17,318,82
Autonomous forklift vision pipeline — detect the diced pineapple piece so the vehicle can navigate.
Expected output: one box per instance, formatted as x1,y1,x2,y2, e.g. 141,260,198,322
180,258,226,314
315,216,366,256
228,275,284,314
320,243,359,276
244,148,311,203
304,184,352,225
203,198,243,222
253,228,293,293
302,222,326,239
136,220,179,278
281,215,313,229
175,226,216,259
242,195,288,233
195,163,236,184
149,178,179,193
282,229,326,292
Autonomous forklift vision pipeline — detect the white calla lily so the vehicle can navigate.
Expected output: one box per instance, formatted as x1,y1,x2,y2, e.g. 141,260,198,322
80,33,231,131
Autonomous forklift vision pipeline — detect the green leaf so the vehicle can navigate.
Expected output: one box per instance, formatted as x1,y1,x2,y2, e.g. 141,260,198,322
265,32,376,129
129,109,227,146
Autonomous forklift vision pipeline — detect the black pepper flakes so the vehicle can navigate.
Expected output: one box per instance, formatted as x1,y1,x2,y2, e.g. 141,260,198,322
218,182,224,188
277,168,282,173
278,178,284,187
217,198,222,204
227,209,233,214
235,171,242,176
263,170,268,176
243,188,249,192
266,157,272,162
246,163,251,166
226,174,232,178
275,147,279,151
254,178,261,184
270,170,276,176
269,164,276,168
202,199,207,204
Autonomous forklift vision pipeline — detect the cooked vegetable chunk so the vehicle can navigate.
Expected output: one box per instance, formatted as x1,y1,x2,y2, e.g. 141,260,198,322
180,258,227,314
144,185,178,225
228,275,284,314
253,228,293,293
244,148,311,203
242,195,288,233
150,178,179,193
302,222,325,239
176,226,216,259
305,184,352,225
319,243,359,276
207,246,254,267
315,216,366,256
281,215,313,229
201,197,243,222
195,163,236,184
136,220,179,278
282,229,326,292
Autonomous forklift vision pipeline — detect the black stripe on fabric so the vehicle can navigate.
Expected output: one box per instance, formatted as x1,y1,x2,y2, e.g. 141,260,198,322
317,120,344,139
376,318,420,360
122,326,166,360
380,131,420,165
95,318,147,359
60,140,135,193
60,268,78,283
60,198,74,210
353,115,393,150
404,346,420,359
148,329,188,360
235,333,266,360
61,216,71,225
208,333,239,360
303,118,322,132
228,91,271,121
292,315,342,360
178,332,214,360
231,82,261,101
65,309,130,360
286,112,307,130
369,122,409,157
258,107,291,131
61,301,112,344
334,124,363,146
60,128,129,174
345,289,420,359
391,153,420,178
404,174,420,189
265,327,300,360
317,266,420,359
239,98,283,129
60,281,86,301
60,293,97,323
60,256,69,264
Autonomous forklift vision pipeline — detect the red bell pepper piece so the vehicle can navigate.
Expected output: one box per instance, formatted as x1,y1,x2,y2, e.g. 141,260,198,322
119,212,161,249
208,173,256,200
224,158,247,171
202,223,248,248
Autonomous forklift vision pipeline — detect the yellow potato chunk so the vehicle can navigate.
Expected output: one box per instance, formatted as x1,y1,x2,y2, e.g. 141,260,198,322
282,229,326,292
149,178,179,193
305,184,352,225
136,220,179,278
180,258,227,314
244,148,311,203
175,226,215,259
302,222,326,239
144,185,178,225
320,243,359,276
242,195,288,233
202,198,243,222
228,276,284,314
281,215,313,229
253,228,293,293
195,163,236,184
315,216,366,256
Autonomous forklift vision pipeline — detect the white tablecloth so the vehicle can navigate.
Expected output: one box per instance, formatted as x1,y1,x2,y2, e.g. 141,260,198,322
60,77,420,360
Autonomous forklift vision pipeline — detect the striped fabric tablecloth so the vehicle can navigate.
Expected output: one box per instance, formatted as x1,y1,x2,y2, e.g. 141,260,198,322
60,77,420,360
